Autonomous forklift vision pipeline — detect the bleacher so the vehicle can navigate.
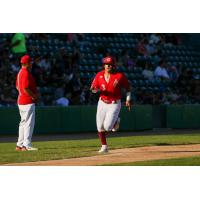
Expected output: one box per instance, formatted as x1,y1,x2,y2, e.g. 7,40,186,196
1,33,200,105
77,33,200,92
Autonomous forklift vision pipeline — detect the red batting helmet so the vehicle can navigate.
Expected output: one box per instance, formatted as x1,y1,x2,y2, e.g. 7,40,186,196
20,55,32,64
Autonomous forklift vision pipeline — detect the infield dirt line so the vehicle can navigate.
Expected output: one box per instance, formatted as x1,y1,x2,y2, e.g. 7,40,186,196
4,144,200,166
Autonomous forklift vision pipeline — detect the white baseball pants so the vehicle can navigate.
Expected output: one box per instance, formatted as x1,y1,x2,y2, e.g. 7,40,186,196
17,103,35,148
96,99,121,132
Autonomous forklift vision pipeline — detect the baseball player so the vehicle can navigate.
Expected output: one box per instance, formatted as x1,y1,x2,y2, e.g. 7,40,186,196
90,56,131,153
15,55,39,151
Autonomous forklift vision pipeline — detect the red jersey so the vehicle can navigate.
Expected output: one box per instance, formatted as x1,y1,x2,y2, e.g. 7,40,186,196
91,70,130,103
16,67,38,105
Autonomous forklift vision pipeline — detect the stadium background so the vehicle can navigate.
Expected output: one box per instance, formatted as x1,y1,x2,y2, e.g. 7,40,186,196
0,33,200,134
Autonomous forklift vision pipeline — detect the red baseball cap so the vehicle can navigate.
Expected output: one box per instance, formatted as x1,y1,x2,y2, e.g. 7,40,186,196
20,55,32,64
102,56,115,65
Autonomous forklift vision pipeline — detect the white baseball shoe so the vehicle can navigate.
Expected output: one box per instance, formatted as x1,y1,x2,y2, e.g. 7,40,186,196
112,118,120,132
22,146,38,151
98,145,108,153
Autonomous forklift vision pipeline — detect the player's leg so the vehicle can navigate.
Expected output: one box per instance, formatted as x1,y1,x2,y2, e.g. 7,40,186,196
112,117,121,132
16,105,26,150
96,100,108,153
22,104,37,151
104,101,121,133
97,132,108,153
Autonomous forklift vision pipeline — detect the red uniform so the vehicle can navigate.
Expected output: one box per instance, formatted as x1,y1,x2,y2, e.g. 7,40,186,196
91,70,130,103
16,67,38,105
91,56,131,153
16,55,38,151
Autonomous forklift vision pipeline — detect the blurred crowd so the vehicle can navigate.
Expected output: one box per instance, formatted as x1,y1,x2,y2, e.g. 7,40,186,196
115,33,200,105
0,33,200,107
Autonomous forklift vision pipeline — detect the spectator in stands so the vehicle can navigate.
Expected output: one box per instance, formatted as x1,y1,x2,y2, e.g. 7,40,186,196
50,62,66,84
167,88,181,104
145,41,157,56
177,91,187,104
71,47,81,69
54,83,66,100
137,38,148,57
119,51,136,72
152,91,162,105
55,93,71,106
142,90,154,104
37,54,51,71
149,33,162,45
54,47,71,71
0,50,10,78
0,33,199,106
142,62,154,80
134,88,144,104
70,73,83,105
43,93,53,105
164,34,182,47
67,33,74,43
10,57,20,73
151,50,163,66
160,90,171,105
80,85,90,105
31,55,45,86
0,83,16,106
167,63,179,81
190,78,200,103
76,33,87,48
177,68,193,94
10,33,27,58
154,60,170,80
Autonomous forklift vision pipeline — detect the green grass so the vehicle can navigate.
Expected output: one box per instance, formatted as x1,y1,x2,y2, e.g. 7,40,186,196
1,133,200,164
107,156,200,166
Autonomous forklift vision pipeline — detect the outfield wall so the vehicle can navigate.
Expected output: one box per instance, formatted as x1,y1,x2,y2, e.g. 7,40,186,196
0,105,200,134
166,105,200,129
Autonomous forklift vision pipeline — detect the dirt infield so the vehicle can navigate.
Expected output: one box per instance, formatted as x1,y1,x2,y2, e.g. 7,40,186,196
4,144,200,166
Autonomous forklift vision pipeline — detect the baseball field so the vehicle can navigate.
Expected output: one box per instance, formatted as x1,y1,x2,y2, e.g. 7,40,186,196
1,129,200,166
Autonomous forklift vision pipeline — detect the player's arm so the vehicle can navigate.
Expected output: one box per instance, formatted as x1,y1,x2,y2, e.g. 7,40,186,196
90,75,99,93
125,85,132,112
24,88,38,101
16,75,19,91
16,84,19,91
121,73,132,111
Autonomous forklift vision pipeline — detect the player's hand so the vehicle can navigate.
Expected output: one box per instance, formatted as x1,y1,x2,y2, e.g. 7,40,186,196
125,100,131,112
90,87,98,94
32,94,39,102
